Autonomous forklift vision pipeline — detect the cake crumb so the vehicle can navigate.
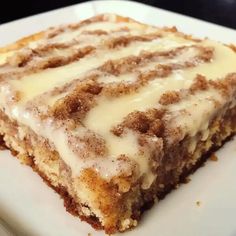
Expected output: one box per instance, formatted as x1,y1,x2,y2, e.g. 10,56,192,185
183,177,191,184
88,233,92,236
210,153,218,161
196,201,201,206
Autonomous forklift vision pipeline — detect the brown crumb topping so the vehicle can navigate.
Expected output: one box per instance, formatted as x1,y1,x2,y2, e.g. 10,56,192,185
101,81,140,97
209,73,236,97
68,131,107,158
197,46,214,62
159,91,181,105
51,79,102,120
105,33,162,49
190,74,209,93
138,65,172,81
111,109,165,137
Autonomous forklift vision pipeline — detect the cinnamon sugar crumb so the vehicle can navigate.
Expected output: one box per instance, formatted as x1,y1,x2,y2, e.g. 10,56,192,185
210,153,218,161
138,65,172,81
196,201,201,206
83,29,108,35
209,73,236,97
159,91,181,105
190,74,208,93
198,46,214,62
106,34,161,49
112,109,165,137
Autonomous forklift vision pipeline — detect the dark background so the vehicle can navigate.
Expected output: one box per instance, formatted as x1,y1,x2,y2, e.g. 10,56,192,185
0,0,236,29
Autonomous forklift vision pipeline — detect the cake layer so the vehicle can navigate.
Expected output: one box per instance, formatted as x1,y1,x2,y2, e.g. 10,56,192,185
0,14,235,233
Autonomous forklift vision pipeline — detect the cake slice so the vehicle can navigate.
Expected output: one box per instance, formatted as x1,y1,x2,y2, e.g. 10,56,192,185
0,14,235,234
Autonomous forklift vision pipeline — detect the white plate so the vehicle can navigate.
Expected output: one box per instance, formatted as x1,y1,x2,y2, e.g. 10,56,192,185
0,1,236,235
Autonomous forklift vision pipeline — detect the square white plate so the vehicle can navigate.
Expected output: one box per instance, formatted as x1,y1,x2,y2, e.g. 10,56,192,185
0,1,236,235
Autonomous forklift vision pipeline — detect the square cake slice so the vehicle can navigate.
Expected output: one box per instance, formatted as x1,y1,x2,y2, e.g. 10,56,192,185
0,14,235,233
